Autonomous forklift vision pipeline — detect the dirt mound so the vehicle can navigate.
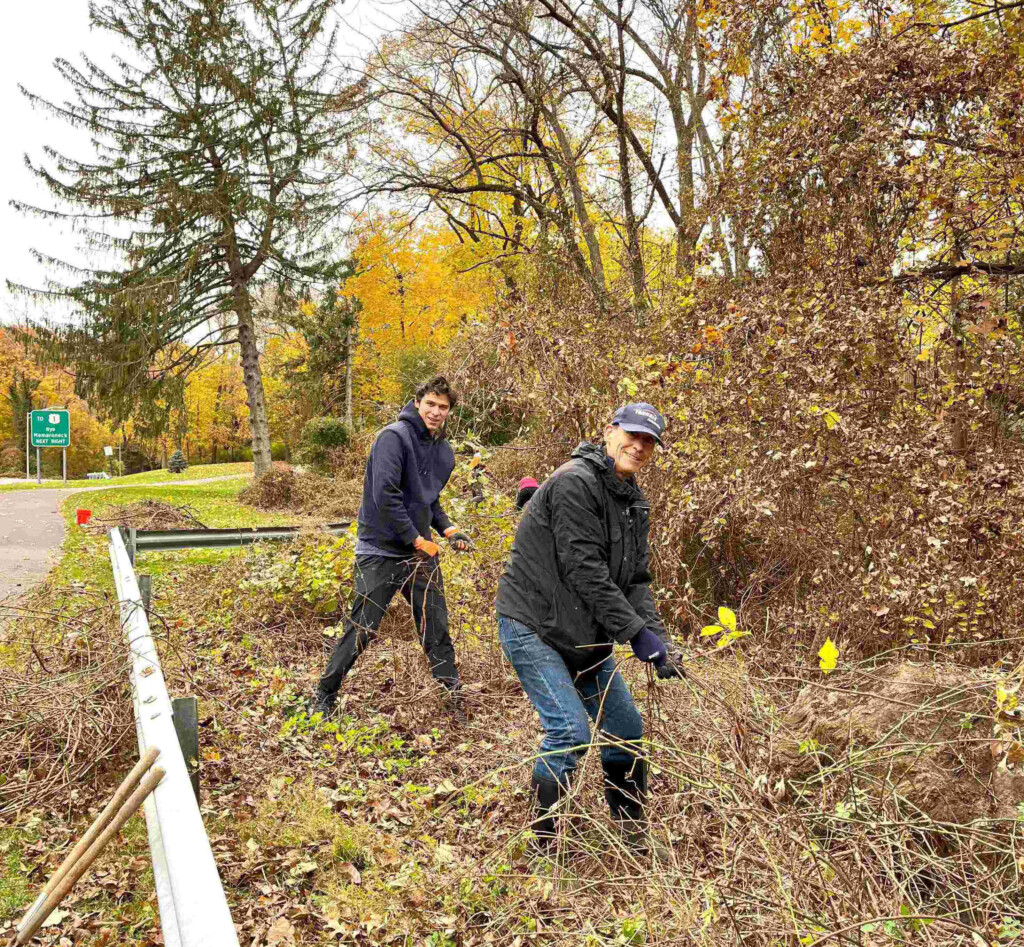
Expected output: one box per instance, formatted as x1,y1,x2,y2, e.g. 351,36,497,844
89,500,207,531
240,463,361,519
774,662,1024,824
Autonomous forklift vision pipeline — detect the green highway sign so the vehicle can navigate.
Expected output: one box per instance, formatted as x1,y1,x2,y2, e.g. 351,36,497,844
30,409,71,448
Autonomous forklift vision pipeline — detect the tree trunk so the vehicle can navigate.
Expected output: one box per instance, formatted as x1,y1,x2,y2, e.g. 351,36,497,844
616,3,646,319
344,321,353,432
949,274,970,456
547,107,606,298
669,102,698,280
233,289,273,477
211,380,224,465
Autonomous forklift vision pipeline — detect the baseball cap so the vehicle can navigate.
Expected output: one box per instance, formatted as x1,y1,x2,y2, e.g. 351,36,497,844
611,403,666,444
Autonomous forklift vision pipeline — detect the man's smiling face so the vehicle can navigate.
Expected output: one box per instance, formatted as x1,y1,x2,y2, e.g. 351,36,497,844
416,392,451,433
603,424,656,479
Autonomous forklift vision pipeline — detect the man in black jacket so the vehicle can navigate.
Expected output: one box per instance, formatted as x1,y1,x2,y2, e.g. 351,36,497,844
313,376,472,718
496,403,683,851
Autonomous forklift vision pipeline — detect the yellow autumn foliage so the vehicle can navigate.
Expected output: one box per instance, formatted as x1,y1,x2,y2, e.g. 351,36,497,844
343,216,498,404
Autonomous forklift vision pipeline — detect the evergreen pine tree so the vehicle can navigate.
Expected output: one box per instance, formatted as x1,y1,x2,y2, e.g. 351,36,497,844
10,0,366,476
5,373,41,473
167,449,188,474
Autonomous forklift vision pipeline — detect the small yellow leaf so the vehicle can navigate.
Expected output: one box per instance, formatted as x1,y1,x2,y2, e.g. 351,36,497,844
718,607,737,632
819,638,839,675
700,625,724,637
824,410,841,431
996,683,1019,713
716,630,751,649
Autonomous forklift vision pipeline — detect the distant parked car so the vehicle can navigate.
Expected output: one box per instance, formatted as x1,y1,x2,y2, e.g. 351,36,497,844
86,472,111,480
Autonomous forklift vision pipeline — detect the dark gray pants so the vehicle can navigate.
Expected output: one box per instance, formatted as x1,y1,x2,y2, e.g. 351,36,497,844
318,554,458,696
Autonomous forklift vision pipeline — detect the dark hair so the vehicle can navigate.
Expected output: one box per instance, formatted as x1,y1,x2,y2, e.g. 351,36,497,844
415,375,457,408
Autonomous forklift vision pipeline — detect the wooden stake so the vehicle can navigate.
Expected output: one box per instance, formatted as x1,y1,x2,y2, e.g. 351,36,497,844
17,746,160,937
15,766,165,945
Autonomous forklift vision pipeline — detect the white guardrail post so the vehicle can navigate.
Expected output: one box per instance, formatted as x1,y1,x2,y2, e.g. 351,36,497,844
107,528,239,947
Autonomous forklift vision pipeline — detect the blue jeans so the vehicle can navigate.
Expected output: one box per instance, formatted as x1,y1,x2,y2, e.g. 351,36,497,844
498,615,643,783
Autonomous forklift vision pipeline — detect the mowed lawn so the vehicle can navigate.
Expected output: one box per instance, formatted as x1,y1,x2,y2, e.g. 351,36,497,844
0,461,254,493
51,478,311,589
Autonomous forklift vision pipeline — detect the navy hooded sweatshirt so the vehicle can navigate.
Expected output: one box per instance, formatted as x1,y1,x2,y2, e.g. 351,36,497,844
355,401,456,557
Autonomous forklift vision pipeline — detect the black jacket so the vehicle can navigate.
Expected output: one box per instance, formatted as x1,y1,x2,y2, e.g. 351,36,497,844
356,401,455,556
496,442,668,675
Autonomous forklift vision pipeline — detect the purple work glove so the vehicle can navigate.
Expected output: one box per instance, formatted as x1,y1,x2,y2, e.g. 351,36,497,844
630,627,666,666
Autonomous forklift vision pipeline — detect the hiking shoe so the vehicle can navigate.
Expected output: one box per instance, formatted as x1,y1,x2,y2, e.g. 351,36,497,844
447,693,469,725
311,685,336,718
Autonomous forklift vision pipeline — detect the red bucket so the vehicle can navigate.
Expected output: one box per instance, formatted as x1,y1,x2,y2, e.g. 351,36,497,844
76,509,92,526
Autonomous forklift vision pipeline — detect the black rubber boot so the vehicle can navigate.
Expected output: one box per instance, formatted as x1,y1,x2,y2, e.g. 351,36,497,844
529,773,566,851
311,683,337,718
603,757,670,862
603,757,646,822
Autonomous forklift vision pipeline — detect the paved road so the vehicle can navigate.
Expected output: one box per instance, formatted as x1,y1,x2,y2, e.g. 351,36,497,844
0,476,248,603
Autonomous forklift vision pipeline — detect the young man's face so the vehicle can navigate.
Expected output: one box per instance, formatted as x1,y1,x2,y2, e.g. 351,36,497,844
604,424,657,478
416,391,452,433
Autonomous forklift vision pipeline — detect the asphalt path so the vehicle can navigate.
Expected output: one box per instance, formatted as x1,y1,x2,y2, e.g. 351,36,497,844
0,476,247,603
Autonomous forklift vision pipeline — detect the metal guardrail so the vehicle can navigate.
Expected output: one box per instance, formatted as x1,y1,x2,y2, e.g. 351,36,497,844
126,521,352,560
108,528,239,947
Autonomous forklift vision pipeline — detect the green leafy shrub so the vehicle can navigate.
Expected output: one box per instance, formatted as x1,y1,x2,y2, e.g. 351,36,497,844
299,416,349,471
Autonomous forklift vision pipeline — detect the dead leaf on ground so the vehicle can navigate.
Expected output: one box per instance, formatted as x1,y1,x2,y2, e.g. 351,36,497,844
40,908,69,928
339,862,361,885
265,916,296,946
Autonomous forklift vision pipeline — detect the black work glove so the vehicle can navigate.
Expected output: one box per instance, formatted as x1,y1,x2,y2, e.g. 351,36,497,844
655,651,686,680
445,529,473,551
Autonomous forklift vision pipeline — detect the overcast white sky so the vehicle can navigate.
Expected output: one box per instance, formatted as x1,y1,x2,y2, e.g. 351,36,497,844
0,0,390,327
0,1,114,325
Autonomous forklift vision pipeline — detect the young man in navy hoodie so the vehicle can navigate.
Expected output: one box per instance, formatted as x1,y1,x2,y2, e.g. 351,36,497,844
313,376,472,719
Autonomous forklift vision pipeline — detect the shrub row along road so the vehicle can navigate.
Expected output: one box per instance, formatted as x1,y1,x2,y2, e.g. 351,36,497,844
0,476,247,602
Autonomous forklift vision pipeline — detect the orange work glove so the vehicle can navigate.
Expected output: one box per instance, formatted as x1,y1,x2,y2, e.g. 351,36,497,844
413,536,441,558
444,526,473,551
